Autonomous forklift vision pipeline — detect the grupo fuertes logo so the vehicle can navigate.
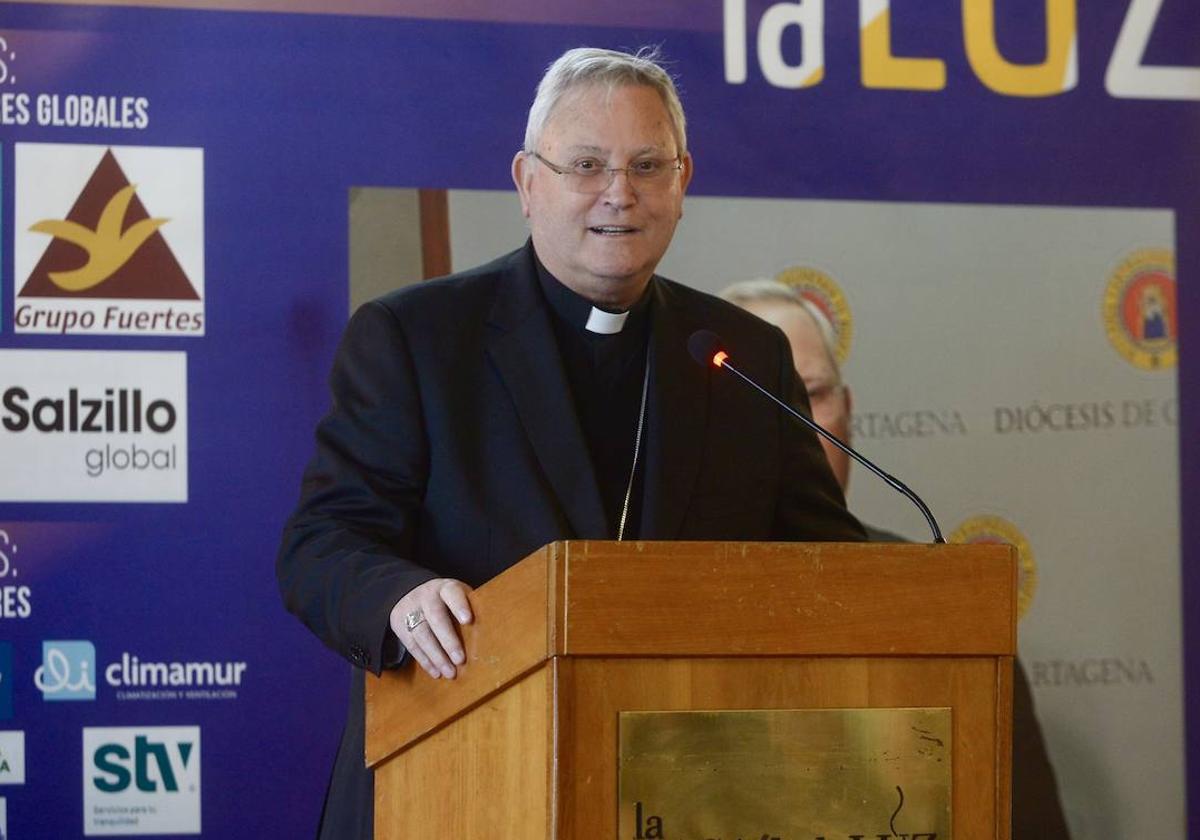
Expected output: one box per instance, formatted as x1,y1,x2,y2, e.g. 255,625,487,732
13,143,204,337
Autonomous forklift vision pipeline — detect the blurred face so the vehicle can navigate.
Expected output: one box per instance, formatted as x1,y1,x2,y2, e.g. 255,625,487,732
512,84,693,310
742,299,854,491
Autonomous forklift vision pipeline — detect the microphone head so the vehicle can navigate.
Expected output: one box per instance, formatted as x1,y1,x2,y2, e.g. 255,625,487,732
687,330,728,368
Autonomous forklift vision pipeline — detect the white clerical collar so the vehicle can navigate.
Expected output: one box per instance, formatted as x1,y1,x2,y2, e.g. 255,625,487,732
585,306,629,335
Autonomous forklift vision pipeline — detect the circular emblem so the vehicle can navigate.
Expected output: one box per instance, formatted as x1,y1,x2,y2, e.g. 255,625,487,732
949,515,1037,620
774,266,853,365
1103,248,1176,371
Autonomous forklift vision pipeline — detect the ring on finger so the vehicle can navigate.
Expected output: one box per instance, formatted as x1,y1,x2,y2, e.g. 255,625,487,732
404,609,426,631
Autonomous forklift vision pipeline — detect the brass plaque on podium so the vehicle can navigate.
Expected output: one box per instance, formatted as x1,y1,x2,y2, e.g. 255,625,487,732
618,708,950,839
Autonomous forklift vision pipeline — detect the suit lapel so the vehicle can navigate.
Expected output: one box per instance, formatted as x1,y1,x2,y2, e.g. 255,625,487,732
641,278,708,539
485,246,609,539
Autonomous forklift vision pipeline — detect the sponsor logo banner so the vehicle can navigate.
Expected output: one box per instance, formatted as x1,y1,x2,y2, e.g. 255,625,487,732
13,143,204,336
0,732,24,785
35,640,96,702
0,644,11,720
32,640,247,703
107,653,247,702
0,350,187,502
83,726,200,836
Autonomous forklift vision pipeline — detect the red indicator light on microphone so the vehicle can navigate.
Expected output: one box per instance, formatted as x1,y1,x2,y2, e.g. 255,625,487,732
712,351,728,368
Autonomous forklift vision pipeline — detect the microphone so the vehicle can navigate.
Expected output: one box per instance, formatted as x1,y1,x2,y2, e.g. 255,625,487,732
688,329,946,543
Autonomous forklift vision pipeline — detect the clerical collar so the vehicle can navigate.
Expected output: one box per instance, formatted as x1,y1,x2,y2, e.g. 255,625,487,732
534,252,651,337
585,308,627,334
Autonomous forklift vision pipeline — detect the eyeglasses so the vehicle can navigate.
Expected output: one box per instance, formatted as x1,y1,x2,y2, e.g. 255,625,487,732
528,151,683,195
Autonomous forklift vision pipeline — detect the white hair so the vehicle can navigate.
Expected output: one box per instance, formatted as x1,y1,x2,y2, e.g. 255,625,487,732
522,46,688,156
719,278,842,377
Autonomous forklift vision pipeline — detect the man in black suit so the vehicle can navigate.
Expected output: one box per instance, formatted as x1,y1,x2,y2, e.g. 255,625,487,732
278,47,864,838
720,278,1072,838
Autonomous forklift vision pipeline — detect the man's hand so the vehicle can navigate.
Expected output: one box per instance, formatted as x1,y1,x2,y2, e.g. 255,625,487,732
389,579,474,679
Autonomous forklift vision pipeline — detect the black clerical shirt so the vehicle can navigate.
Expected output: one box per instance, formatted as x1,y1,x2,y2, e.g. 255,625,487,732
535,256,650,538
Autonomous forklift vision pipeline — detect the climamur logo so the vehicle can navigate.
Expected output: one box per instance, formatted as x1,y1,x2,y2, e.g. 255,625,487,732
35,640,96,702
34,641,247,703
107,652,247,702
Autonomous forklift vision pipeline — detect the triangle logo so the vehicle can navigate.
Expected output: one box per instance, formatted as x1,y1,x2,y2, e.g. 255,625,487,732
14,142,206,336
21,149,198,300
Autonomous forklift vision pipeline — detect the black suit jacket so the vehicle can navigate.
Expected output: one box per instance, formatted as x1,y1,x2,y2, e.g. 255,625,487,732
277,243,865,838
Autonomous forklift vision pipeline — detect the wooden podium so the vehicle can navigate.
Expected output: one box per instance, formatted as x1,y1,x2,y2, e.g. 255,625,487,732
366,541,1016,839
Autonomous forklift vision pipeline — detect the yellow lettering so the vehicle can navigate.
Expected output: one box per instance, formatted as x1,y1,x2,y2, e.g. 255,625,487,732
963,0,1077,97
860,0,946,90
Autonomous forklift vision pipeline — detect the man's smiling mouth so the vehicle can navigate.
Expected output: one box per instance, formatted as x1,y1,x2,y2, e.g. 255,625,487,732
589,225,638,235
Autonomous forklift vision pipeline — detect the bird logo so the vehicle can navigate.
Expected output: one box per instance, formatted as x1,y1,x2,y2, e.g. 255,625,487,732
28,184,169,293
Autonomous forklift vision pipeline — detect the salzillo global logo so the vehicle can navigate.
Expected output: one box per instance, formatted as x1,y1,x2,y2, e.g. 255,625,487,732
35,640,96,702
83,726,200,835
0,350,187,502
14,143,204,337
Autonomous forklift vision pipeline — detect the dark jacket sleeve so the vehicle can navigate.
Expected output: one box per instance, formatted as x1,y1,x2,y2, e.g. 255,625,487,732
276,300,439,675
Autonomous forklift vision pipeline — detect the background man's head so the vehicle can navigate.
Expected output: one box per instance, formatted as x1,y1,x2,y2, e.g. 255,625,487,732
721,279,855,491
512,47,693,310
